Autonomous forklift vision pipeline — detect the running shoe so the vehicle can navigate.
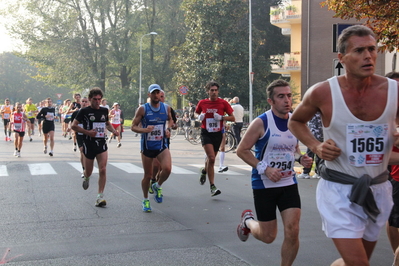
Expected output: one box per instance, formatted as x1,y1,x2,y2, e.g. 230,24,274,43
237,209,254,242
199,167,206,185
95,195,107,207
43,146,47,154
152,183,163,203
29,137,32,142
81,173,84,179
16,151,20,158
211,184,221,197
297,173,310,179
82,176,90,190
117,142,121,148
5,137,7,141
108,137,112,144
218,166,229,173
49,152,53,157
13,150,17,156
8,137,12,142
73,145,77,152
142,199,152,212
149,179,156,194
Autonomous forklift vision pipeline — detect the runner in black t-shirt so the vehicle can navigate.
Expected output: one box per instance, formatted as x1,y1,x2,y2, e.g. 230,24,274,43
71,88,119,207
36,97,56,156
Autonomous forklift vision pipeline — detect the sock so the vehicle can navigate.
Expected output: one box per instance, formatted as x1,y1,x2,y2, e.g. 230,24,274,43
244,217,254,229
144,198,149,201
155,183,161,189
219,151,225,168
97,193,103,198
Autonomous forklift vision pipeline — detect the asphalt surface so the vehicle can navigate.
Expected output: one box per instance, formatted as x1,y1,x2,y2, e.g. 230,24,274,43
0,123,394,265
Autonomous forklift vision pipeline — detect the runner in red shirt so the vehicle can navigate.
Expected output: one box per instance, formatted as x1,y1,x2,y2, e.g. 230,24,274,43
195,81,235,196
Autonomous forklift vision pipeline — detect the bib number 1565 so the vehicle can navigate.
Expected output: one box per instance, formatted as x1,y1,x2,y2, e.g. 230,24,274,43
350,137,384,153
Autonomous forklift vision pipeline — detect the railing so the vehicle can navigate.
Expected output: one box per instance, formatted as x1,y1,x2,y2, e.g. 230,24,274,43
270,0,301,23
270,52,301,71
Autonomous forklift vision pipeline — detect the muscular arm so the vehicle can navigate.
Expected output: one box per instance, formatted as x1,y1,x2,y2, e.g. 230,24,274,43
131,106,153,133
289,82,341,161
236,118,263,168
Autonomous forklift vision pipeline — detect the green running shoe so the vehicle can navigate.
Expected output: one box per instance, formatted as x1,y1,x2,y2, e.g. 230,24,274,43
142,199,152,212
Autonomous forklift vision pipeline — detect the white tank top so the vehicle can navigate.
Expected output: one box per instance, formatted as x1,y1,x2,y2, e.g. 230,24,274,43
324,76,397,178
260,110,297,188
111,110,121,124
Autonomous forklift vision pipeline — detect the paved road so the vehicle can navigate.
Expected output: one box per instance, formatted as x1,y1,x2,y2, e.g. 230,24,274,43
0,124,394,265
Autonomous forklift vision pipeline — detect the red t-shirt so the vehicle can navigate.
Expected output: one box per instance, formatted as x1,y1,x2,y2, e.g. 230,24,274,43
391,146,399,182
195,98,233,132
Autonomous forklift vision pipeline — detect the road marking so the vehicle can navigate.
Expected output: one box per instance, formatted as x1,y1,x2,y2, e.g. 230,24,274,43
171,165,196,174
0,165,8,176
28,163,57,175
229,164,252,171
188,164,242,175
109,163,143,173
68,162,99,174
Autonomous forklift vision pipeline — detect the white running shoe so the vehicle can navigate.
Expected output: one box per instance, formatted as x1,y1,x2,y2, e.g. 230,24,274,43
297,173,310,179
312,173,320,179
13,150,17,156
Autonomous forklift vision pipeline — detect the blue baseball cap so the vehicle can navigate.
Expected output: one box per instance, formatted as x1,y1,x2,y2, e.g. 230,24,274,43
148,84,162,93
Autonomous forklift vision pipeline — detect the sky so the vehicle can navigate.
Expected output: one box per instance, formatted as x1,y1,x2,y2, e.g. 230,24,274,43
0,0,21,53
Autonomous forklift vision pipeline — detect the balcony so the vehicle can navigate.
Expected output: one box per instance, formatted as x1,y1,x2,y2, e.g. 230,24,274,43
270,0,301,28
270,52,301,74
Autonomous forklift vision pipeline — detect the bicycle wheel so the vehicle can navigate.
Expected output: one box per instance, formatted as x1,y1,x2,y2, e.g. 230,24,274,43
224,131,236,153
170,128,178,139
188,127,202,145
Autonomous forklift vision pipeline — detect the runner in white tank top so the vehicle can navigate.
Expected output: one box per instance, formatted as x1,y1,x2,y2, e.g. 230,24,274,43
289,25,399,266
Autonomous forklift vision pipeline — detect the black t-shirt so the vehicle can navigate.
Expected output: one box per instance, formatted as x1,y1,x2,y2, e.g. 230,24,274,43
36,107,56,125
72,102,81,109
75,106,109,140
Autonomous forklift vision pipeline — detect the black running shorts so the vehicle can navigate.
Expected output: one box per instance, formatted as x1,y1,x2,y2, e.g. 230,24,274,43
253,184,301,222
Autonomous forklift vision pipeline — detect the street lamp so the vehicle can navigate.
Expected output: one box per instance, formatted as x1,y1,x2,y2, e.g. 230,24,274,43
139,31,158,105
248,0,253,122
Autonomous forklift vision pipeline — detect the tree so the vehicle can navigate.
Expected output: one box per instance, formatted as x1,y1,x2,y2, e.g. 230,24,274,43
321,0,399,52
0,52,71,103
173,0,251,104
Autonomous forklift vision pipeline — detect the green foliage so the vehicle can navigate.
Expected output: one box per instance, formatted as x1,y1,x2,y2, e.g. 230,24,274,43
173,0,250,104
0,52,71,104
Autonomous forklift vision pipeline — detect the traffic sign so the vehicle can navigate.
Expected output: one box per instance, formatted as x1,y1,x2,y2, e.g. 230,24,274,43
333,59,345,76
56,93,63,99
179,85,189,95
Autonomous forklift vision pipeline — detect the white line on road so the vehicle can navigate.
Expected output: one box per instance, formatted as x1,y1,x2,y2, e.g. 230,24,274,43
28,163,57,175
68,162,98,174
0,165,8,176
109,163,143,173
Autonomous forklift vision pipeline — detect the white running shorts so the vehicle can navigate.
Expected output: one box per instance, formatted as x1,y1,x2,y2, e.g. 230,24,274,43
316,178,393,241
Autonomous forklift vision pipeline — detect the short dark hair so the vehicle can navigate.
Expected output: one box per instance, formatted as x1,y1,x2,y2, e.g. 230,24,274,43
385,72,399,80
266,79,290,99
337,25,375,54
88,87,103,99
205,81,219,91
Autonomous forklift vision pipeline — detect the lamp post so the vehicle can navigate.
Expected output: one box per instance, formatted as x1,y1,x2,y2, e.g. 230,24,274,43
139,32,158,105
248,0,253,122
